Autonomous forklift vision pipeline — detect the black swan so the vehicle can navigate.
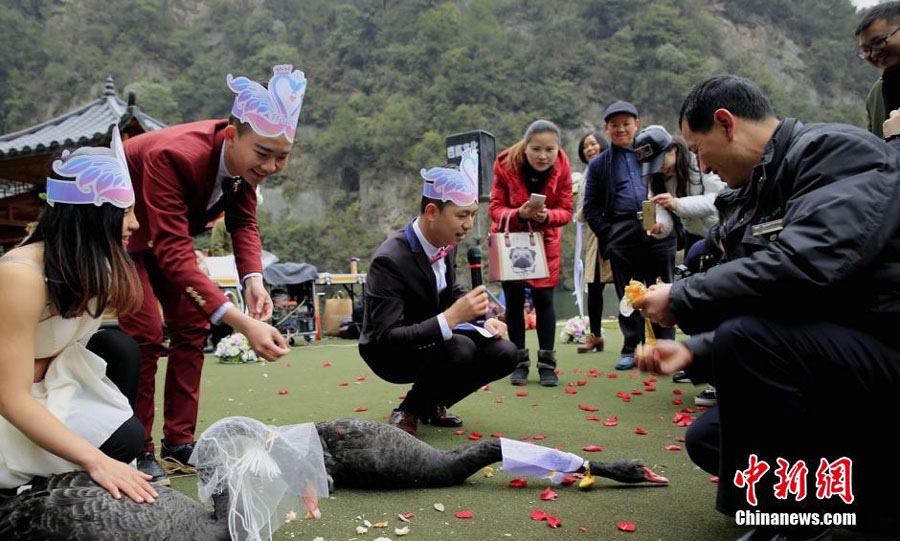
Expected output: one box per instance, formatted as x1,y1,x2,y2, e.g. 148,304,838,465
0,418,667,540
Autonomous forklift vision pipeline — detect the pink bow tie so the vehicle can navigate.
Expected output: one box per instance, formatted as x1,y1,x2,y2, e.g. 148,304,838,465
429,245,453,265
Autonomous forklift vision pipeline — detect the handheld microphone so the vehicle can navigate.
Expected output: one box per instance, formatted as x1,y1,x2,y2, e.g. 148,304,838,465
467,245,483,289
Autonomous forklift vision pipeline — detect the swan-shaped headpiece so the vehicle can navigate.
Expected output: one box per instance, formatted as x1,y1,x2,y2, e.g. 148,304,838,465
45,125,134,209
420,146,479,206
227,64,307,143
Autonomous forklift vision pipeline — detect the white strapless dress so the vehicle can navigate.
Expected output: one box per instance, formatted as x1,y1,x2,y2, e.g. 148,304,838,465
0,258,132,488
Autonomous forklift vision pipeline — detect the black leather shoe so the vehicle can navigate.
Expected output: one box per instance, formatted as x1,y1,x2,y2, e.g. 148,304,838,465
422,405,463,427
160,440,197,474
388,409,419,437
136,452,170,486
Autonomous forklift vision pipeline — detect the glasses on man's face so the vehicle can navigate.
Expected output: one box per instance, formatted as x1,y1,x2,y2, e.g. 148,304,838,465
857,26,900,60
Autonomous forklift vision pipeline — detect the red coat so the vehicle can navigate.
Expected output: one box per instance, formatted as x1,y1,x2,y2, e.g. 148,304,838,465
489,148,573,288
125,119,263,319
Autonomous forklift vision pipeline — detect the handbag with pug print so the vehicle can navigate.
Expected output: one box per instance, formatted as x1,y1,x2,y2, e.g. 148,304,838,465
487,210,550,282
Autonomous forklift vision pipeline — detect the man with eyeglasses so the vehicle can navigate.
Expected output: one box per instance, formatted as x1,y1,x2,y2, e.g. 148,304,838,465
856,1,900,138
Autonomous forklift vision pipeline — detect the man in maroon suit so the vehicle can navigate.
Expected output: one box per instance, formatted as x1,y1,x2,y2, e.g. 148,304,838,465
119,65,306,484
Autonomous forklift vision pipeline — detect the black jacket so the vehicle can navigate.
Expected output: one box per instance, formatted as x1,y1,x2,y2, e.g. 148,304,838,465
358,220,465,355
676,119,900,357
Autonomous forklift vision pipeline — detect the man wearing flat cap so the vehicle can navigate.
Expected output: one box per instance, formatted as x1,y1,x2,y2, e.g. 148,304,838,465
583,101,677,371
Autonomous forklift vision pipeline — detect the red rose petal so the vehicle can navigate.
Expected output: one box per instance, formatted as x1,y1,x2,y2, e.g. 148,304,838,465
353,406,367,412
710,476,720,483
582,445,604,452
546,516,562,528
481,384,491,391
603,416,619,427
401,512,415,519
516,391,529,397
355,376,366,381
284,363,291,368
578,526,588,532
561,476,577,486
630,389,643,395
634,427,648,435
680,407,696,413
509,478,528,488
532,434,547,441
672,389,683,395
491,431,504,438
585,415,601,422
621,395,632,403
520,435,530,440
468,432,483,440
453,429,466,436
676,436,686,442
277,389,288,395
494,397,502,403
665,444,682,451
455,510,473,519
540,487,559,501
578,404,599,412
673,398,683,405
577,380,587,386
642,378,657,385
615,391,629,399
530,509,548,521
607,373,619,379
338,381,349,387
398,394,406,399
617,520,637,532
322,362,332,368
644,385,657,392
565,387,577,395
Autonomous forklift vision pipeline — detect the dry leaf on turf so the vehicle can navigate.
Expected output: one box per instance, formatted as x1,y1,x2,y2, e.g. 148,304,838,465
433,503,445,512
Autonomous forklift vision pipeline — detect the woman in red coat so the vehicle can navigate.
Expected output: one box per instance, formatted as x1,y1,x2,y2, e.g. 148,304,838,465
489,120,573,387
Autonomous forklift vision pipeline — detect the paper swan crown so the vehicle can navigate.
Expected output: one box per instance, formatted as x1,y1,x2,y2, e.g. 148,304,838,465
227,64,307,142
45,125,135,209
420,147,479,206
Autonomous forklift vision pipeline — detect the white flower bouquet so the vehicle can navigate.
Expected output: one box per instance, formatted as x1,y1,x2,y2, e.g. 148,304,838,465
559,315,589,344
214,332,259,364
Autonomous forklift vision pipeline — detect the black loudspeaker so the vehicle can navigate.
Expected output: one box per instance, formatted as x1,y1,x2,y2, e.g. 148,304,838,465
445,130,496,201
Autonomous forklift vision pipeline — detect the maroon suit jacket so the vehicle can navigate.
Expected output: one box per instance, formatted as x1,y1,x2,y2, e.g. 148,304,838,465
125,119,262,319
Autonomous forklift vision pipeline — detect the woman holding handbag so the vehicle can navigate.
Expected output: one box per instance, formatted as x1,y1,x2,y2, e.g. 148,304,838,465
489,119,573,386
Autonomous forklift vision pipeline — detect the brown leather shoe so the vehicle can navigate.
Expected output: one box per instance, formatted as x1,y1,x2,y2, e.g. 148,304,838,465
388,409,419,437
421,404,463,427
577,332,604,353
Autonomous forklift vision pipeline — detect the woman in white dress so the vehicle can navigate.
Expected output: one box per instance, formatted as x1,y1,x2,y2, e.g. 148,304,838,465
0,128,157,504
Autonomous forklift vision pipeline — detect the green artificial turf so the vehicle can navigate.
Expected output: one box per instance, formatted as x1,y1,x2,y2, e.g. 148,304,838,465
154,324,880,541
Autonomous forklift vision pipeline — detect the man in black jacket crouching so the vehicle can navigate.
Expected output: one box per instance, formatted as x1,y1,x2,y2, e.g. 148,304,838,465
634,75,900,541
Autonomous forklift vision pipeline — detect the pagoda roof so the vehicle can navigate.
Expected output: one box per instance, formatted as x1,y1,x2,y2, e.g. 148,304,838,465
0,77,166,159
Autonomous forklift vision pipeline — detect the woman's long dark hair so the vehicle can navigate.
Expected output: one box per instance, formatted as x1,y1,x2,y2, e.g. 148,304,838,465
650,134,691,198
24,203,141,318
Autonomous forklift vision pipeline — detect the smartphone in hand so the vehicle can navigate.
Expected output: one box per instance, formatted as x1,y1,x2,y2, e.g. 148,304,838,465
642,200,656,231
525,193,547,211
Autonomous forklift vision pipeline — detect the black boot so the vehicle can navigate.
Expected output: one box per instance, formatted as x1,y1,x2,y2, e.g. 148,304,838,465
509,348,530,386
537,349,558,387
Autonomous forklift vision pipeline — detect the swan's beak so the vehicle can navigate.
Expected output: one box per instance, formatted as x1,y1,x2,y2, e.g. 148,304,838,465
642,466,669,484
